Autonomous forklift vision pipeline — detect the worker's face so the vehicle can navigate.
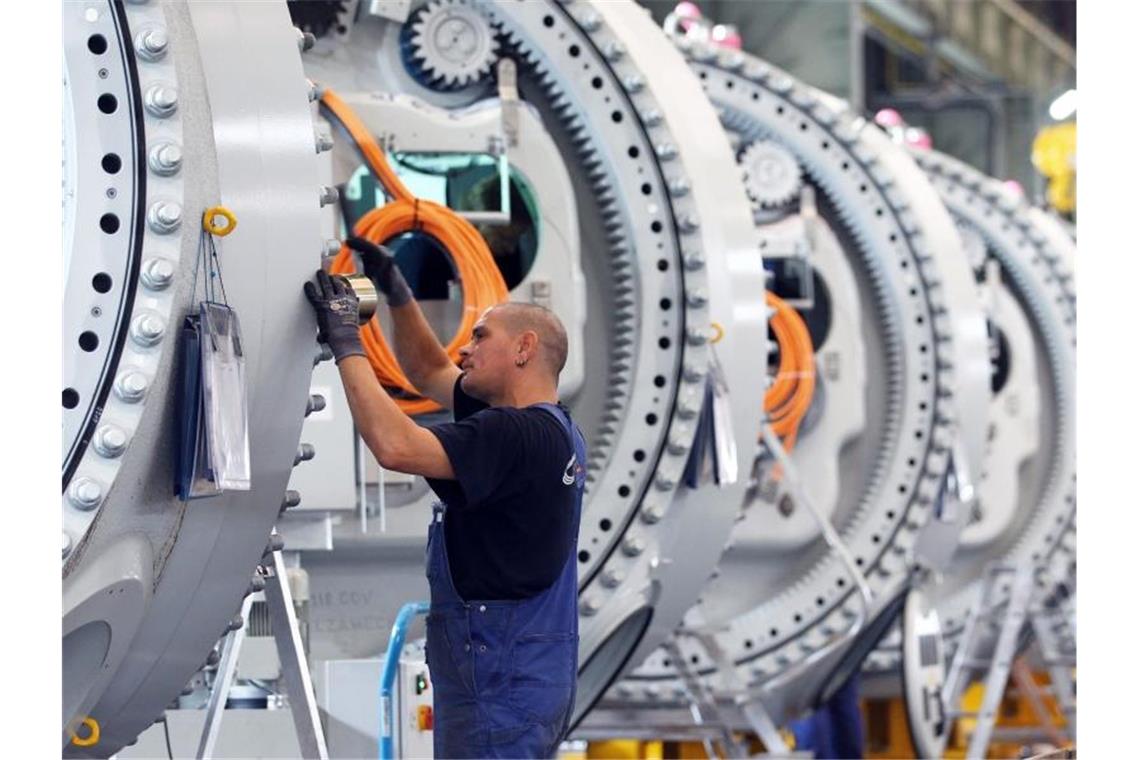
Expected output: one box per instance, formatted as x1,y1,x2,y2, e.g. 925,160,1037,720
458,308,515,402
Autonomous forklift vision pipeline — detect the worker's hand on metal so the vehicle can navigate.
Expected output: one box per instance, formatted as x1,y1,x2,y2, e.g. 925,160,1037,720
304,270,366,363
346,236,414,307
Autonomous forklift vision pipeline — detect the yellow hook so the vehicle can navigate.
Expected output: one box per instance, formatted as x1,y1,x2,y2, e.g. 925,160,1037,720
202,206,238,237
69,717,100,747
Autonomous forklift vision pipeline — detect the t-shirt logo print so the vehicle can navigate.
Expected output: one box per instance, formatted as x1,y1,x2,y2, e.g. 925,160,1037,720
562,454,579,486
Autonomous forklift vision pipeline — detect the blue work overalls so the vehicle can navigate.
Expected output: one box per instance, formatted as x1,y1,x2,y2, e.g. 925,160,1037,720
425,403,585,758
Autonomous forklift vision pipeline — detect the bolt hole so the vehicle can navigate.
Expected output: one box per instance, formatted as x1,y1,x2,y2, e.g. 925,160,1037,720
578,550,590,563
569,44,580,57
543,14,554,27
612,110,623,123
640,182,652,195
659,297,672,311
100,214,120,234
633,449,646,462
653,375,666,388
645,413,658,425
600,518,612,531
618,485,630,498
628,146,640,158
63,388,80,409
101,153,121,174
591,76,603,89
87,34,108,54
658,337,671,350
79,331,100,352
657,259,669,271
97,93,118,114
650,220,663,233
92,273,113,293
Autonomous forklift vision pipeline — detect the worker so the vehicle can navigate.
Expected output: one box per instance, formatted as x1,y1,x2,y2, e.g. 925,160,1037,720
304,237,586,759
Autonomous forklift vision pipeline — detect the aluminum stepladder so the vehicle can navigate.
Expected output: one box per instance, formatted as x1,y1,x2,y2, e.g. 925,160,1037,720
941,562,1075,758
670,424,876,758
195,537,329,759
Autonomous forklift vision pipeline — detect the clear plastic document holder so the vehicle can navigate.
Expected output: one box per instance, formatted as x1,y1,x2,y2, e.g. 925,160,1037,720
199,301,251,491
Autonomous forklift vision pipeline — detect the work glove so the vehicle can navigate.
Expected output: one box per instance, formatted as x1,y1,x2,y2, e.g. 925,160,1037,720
304,270,366,364
345,236,414,307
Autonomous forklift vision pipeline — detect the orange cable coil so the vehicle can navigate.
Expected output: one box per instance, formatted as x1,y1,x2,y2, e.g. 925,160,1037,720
319,87,509,414
763,291,816,452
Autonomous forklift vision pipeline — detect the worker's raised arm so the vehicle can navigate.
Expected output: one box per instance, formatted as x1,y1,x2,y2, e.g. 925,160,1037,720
346,236,460,409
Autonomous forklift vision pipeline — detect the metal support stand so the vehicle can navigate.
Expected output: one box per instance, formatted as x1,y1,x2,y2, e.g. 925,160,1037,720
663,639,747,759
941,562,1075,759
195,545,329,759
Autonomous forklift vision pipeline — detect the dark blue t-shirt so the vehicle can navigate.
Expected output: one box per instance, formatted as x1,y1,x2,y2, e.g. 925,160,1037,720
425,378,581,601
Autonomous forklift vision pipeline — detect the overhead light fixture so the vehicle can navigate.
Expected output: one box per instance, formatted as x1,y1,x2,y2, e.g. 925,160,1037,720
1049,89,1076,121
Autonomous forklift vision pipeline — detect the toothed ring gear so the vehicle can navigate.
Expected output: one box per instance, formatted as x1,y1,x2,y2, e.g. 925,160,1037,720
402,0,499,91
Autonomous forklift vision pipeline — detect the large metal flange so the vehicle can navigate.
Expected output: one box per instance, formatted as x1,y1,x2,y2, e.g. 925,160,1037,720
869,149,1076,671
63,2,322,754
602,40,990,725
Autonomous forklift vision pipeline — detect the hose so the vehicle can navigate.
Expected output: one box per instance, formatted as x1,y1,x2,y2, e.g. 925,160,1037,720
319,87,509,414
764,291,816,451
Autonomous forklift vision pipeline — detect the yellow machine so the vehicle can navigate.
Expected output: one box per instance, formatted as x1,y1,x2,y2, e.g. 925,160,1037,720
1032,122,1077,217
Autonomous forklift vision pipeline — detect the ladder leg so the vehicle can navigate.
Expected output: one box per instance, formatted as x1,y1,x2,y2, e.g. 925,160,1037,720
263,548,329,760
965,564,1035,759
196,594,255,760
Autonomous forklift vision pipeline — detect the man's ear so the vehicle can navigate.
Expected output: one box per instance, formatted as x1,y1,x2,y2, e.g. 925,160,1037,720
518,330,540,357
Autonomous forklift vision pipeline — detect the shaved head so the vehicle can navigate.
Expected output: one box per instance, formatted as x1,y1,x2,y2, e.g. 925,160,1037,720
491,302,569,380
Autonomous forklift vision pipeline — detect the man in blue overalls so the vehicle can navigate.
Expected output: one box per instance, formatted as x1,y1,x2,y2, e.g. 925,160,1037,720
305,237,586,758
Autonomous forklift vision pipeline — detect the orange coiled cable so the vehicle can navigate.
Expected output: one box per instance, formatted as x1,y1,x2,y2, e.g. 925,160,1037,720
319,87,509,415
764,291,816,452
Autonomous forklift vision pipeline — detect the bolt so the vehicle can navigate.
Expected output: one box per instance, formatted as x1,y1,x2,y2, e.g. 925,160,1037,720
677,392,702,419
281,490,302,510
135,28,169,61
319,185,339,207
655,143,677,161
147,201,182,233
296,28,316,52
666,430,690,455
143,83,178,118
63,532,73,558
683,363,706,383
315,128,334,154
600,568,625,588
114,370,149,402
148,141,182,176
68,476,104,511
578,12,601,31
686,288,708,308
686,326,709,346
313,344,334,366
641,503,665,524
622,75,644,93
141,257,176,290
579,596,600,616
654,471,676,491
640,109,662,127
205,650,221,668
667,178,690,197
621,535,646,557
131,313,166,347
263,533,286,557
294,443,316,465
305,394,326,417
94,424,129,458
604,42,624,61
324,239,343,258
683,250,705,271
306,79,322,102
679,214,700,233
227,614,244,632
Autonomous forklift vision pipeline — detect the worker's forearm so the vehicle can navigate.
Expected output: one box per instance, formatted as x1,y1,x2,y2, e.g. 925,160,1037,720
336,355,418,467
388,300,454,388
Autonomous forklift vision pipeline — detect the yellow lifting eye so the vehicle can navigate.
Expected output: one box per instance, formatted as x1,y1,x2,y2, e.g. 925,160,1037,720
709,321,725,344
69,716,100,747
202,206,238,237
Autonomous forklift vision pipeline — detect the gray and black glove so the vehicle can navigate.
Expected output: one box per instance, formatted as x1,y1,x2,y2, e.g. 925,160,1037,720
345,236,414,307
304,270,365,363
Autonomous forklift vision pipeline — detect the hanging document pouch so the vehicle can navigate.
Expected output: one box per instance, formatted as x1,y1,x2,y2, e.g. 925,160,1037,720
199,300,251,490
176,312,222,500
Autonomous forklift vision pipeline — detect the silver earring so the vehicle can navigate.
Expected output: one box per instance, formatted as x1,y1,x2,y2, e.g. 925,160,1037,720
516,357,527,367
